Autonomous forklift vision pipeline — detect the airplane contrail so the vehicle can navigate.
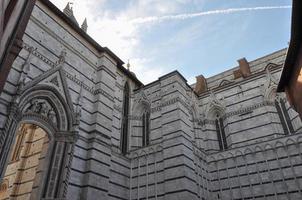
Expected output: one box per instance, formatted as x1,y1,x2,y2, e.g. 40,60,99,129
129,5,291,24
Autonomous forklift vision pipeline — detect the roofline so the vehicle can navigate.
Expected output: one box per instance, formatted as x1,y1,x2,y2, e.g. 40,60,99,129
135,70,197,95
277,1,302,91
200,48,287,82
39,0,143,86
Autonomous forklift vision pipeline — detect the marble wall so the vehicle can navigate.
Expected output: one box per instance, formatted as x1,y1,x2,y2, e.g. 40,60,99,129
0,1,302,200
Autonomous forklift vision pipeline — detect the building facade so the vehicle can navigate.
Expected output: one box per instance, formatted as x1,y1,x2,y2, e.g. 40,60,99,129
0,1,302,200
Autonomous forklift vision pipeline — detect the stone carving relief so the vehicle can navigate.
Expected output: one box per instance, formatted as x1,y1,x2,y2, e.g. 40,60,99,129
50,76,59,87
262,67,279,102
206,90,226,119
18,47,34,88
57,50,67,65
135,90,150,105
133,89,151,114
75,84,83,125
24,99,58,125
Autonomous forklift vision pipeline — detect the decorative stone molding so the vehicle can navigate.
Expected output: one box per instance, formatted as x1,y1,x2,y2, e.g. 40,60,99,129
64,72,94,93
129,144,163,159
132,90,151,121
24,99,58,125
18,46,34,87
146,96,192,114
218,79,234,87
226,101,274,117
94,88,114,101
196,100,276,124
74,85,84,126
128,115,142,121
261,66,280,101
134,89,151,105
209,133,302,161
113,104,122,113
56,50,67,66
23,43,96,95
206,90,226,118
54,131,79,143
264,63,278,72
23,43,56,67
23,43,123,104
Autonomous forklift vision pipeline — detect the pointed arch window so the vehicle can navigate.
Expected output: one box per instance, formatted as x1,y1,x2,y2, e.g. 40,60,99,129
121,83,130,154
10,125,26,162
142,111,150,146
215,115,227,151
275,98,294,135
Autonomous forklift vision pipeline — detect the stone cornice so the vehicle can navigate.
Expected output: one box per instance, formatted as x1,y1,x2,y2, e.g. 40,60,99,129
225,100,275,117
198,64,283,99
94,88,114,101
128,115,142,120
55,131,79,143
207,132,302,162
129,143,163,159
198,100,276,125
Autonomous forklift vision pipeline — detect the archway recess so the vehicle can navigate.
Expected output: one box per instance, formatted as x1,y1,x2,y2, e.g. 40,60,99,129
0,66,79,199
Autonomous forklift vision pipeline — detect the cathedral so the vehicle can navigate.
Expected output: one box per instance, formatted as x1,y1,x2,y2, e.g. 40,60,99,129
0,0,302,200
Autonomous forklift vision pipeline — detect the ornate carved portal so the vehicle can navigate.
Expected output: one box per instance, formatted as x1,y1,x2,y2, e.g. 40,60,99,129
0,85,78,200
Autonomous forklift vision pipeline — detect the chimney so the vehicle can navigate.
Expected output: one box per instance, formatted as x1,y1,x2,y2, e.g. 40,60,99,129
194,75,207,95
238,58,251,78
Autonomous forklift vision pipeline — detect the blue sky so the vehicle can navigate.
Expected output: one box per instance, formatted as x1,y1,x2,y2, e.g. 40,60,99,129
50,0,292,84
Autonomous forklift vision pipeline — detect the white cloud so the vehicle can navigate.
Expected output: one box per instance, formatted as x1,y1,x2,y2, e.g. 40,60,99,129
50,0,182,84
130,58,167,84
49,0,138,64
129,5,291,24
49,1,291,84
187,76,196,85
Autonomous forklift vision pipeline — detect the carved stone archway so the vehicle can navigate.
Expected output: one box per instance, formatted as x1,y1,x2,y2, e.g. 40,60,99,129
0,84,78,200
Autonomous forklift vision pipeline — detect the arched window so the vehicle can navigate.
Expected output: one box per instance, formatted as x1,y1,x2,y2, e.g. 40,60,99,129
215,115,227,151
142,111,150,146
121,83,130,154
275,98,294,135
10,125,26,162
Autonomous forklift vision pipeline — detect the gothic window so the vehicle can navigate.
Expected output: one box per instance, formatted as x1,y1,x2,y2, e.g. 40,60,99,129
10,125,26,162
215,115,227,151
142,111,150,146
275,98,294,135
121,83,130,154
